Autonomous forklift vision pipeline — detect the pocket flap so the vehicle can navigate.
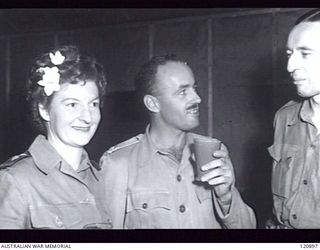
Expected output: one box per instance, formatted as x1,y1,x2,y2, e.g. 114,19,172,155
30,204,81,229
195,186,212,203
127,191,171,212
268,143,300,162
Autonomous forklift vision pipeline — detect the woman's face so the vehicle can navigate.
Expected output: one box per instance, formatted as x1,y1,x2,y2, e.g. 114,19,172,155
41,81,101,149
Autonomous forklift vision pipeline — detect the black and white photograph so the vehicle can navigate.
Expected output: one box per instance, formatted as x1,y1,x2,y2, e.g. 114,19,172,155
0,7,319,245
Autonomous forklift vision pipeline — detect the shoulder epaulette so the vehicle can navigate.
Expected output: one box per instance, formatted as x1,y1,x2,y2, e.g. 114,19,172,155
0,151,31,170
107,134,143,154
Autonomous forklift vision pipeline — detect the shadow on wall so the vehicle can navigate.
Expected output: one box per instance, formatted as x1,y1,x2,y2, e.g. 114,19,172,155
241,53,298,228
86,91,149,162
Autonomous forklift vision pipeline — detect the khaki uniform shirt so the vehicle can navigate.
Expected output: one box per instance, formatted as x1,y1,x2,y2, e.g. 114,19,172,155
269,99,320,228
0,135,112,229
100,126,256,229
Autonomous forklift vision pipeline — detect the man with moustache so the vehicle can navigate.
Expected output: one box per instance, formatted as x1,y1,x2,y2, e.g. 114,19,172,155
268,9,320,228
100,55,256,229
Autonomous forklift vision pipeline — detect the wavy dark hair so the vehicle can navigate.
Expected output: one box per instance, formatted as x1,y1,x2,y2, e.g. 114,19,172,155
26,45,107,134
295,9,320,25
134,54,188,102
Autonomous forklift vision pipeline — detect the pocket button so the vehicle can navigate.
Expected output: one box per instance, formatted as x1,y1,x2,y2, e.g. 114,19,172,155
177,174,182,182
179,205,186,213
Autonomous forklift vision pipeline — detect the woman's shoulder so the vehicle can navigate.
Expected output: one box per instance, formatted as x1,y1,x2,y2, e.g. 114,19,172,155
0,152,35,175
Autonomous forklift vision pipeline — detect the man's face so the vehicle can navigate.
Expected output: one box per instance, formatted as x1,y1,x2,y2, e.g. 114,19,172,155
153,61,201,132
287,22,320,98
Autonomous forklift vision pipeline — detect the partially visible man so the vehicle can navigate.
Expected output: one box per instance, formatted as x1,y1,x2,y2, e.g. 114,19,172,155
100,55,256,229
268,9,320,228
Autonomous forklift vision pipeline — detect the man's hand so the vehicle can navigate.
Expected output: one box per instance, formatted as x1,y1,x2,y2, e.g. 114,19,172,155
200,145,235,215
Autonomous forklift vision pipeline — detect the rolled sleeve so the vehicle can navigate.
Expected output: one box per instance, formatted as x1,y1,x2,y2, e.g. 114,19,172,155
213,187,256,228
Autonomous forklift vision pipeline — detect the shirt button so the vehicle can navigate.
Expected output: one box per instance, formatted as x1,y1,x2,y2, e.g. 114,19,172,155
176,174,182,182
83,197,90,203
292,214,297,220
106,222,113,229
179,205,186,213
303,179,308,185
142,203,148,209
55,216,63,227
103,220,113,229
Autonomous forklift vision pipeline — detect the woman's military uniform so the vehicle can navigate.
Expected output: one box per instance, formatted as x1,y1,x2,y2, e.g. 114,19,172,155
0,135,112,229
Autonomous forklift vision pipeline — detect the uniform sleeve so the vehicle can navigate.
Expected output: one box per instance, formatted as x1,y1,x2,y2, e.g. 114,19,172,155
99,153,129,229
0,170,29,229
267,110,284,227
210,142,256,228
213,187,256,228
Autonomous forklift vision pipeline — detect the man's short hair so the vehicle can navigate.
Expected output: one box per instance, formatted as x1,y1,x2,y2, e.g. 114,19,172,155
295,9,320,25
134,54,186,101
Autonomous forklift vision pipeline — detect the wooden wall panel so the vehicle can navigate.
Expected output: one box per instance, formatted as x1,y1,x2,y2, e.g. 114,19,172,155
212,14,274,186
58,25,149,93
212,14,274,226
0,39,6,162
4,34,54,161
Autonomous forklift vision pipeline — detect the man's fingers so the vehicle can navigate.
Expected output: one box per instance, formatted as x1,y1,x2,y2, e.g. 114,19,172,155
207,176,226,186
212,150,228,158
200,167,224,182
201,159,225,171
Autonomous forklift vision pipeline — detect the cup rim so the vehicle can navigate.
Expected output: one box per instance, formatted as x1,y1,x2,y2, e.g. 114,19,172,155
194,137,220,143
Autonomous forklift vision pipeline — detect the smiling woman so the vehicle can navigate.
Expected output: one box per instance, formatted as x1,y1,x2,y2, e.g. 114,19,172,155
0,45,112,229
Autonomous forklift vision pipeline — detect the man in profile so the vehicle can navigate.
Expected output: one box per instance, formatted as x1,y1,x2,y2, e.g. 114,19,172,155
268,9,320,228
100,55,256,229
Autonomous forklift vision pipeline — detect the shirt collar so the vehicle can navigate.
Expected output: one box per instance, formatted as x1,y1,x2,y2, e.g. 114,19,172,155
28,135,99,179
73,150,101,181
288,99,313,126
137,125,161,167
138,124,191,167
28,135,62,174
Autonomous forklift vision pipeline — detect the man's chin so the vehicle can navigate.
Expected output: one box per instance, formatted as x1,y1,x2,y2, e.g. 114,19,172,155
297,91,315,99
183,121,200,131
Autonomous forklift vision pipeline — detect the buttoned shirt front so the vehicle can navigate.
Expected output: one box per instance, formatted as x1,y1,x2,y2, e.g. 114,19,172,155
269,99,320,228
100,126,256,229
0,135,112,229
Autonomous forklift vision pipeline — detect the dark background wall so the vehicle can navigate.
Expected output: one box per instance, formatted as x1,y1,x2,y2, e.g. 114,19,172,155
0,8,310,228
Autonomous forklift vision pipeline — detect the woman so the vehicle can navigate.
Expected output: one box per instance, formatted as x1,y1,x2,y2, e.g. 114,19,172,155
0,45,112,229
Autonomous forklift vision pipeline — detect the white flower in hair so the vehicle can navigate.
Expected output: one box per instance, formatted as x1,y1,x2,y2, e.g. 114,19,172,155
49,51,65,65
37,66,61,96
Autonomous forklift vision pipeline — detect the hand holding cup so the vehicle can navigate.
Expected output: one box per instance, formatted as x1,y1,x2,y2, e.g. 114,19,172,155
194,137,235,213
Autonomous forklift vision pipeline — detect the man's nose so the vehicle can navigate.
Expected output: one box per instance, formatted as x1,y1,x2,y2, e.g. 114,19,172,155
287,52,301,73
192,88,201,104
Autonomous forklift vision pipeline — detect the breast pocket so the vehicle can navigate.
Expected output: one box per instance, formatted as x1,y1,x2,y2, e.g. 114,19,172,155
126,190,172,228
30,204,82,229
268,143,302,198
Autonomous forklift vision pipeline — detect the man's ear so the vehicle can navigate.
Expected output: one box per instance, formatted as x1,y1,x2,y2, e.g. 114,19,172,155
143,94,160,113
38,103,50,122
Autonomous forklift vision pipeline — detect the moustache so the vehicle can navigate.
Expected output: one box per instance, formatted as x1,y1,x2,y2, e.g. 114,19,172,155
186,103,199,110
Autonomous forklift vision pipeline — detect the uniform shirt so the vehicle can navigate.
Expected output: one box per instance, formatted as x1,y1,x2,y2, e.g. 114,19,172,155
100,126,256,229
269,99,320,228
0,135,112,229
